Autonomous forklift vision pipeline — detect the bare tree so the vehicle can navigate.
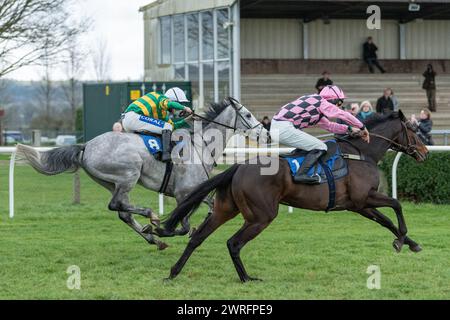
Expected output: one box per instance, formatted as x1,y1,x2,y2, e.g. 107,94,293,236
0,79,10,105
0,0,88,78
91,38,111,82
36,40,53,129
62,42,86,130
0,79,9,145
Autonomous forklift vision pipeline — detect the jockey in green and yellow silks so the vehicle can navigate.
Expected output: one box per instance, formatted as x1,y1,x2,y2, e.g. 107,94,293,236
122,87,193,162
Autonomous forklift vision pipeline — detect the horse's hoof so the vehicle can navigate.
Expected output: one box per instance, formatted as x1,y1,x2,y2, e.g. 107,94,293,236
409,244,422,253
243,277,263,283
164,273,177,282
393,239,404,253
157,242,169,251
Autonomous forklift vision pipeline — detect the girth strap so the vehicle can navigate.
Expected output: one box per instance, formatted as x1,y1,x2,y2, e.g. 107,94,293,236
319,159,336,212
159,161,173,194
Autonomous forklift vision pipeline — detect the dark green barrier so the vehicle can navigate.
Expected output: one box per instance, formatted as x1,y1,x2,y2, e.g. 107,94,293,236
83,81,192,142
379,152,450,203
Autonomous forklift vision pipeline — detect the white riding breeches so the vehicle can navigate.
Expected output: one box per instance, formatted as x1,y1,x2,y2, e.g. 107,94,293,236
270,119,327,151
122,111,173,135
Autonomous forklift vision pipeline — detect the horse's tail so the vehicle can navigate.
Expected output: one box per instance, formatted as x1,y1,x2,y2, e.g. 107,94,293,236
163,164,240,232
16,144,85,176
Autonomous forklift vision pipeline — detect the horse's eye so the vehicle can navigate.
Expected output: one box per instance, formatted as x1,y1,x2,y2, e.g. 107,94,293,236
246,114,252,119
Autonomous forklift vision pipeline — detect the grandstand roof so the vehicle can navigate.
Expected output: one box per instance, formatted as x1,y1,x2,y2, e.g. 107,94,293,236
241,0,450,21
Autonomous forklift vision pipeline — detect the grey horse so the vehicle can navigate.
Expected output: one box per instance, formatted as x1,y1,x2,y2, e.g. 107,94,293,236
16,98,266,250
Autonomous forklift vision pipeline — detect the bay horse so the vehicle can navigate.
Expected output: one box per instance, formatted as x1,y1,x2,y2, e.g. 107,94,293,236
158,111,429,282
16,98,266,251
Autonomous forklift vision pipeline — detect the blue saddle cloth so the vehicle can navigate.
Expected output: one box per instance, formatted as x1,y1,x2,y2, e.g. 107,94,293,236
139,134,163,155
283,140,348,184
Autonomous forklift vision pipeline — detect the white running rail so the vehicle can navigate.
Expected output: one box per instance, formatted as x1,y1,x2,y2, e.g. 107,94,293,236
2,145,449,219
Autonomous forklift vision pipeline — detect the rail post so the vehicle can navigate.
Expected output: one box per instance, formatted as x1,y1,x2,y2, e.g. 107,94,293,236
392,152,403,199
9,149,16,218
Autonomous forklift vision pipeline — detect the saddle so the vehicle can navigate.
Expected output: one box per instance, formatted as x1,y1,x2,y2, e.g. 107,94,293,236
138,132,164,158
280,140,349,212
137,132,175,194
280,140,348,184
282,140,337,161
137,132,181,160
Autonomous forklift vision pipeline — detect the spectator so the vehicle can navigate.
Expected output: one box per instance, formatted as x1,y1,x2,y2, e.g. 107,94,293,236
422,64,437,112
390,89,399,111
315,71,333,93
376,88,395,114
411,109,433,145
363,36,386,74
261,116,271,131
113,122,123,132
357,100,374,121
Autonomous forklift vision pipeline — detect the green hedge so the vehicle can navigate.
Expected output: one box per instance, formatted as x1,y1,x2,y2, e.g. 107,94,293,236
379,152,450,203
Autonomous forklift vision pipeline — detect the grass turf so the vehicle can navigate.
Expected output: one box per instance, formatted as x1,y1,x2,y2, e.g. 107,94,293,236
0,164,449,300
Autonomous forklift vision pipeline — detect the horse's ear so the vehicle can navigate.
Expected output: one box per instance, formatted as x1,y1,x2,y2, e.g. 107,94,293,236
227,97,241,107
398,109,407,122
222,97,232,107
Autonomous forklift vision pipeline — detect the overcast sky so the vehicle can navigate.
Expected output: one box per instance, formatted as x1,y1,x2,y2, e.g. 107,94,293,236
8,0,155,81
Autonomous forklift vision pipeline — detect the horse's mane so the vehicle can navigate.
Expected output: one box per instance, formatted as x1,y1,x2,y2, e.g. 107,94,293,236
363,111,402,130
203,99,230,121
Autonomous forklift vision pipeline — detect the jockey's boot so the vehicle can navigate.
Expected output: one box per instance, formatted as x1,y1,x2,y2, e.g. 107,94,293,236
161,129,172,162
293,149,326,184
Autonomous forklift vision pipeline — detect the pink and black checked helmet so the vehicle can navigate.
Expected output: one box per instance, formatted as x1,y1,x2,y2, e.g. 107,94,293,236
320,85,347,106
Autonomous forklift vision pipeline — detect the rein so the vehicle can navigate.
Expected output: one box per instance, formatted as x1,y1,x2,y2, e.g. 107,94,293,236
192,113,237,130
337,121,419,158
192,98,263,133
186,98,263,178
370,121,418,156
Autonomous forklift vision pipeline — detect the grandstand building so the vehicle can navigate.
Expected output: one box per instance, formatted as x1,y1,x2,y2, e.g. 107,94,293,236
140,0,450,138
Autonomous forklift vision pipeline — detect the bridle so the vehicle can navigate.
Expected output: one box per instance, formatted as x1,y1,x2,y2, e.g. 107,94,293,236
183,97,263,178
337,119,421,160
191,97,263,133
370,120,419,157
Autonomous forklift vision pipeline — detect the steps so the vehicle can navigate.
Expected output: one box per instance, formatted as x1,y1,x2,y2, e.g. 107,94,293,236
241,73,450,143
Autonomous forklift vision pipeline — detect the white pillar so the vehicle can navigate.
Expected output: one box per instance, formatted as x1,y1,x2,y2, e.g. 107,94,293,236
213,10,219,102
159,193,164,215
9,150,16,219
303,22,309,60
392,152,403,199
232,0,241,100
399,23,406,60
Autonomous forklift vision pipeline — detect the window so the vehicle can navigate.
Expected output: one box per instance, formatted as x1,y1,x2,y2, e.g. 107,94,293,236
203,62,215,104
187,13,199,61
174,65,185,80
188,63,200,108
173,15,185,63
158,8,232,108
217,9,230,59
160,16,171,64
217,61,230,101
201,11,214,60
